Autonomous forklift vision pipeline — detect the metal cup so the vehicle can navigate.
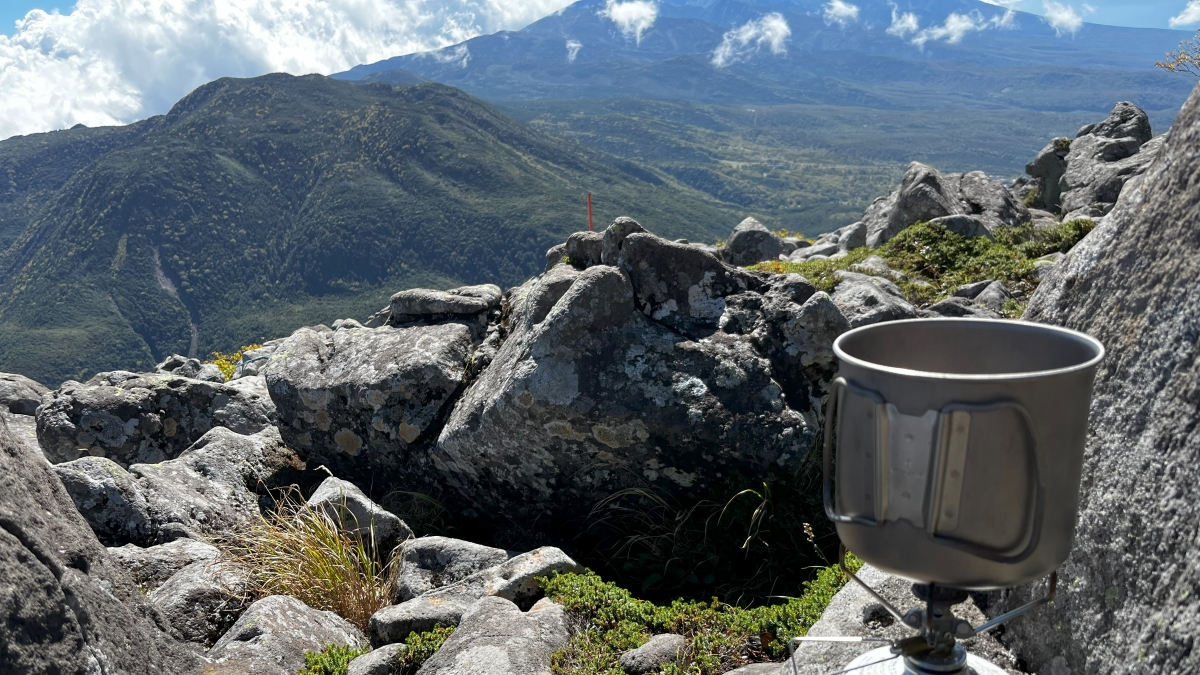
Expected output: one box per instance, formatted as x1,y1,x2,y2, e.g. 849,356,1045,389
824,318,1104,589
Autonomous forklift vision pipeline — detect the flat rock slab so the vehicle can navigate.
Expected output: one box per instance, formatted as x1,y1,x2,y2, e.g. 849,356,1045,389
108,538,220,592
394,536,511,603
414,597,568,675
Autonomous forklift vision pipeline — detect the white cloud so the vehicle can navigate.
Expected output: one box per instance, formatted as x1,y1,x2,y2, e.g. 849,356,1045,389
1170,1,1200,27
566,39,582,63
1042,1,1085,36
598,0,658,45
711,13,790,68
990,8,1017,28
822,0,859,27
980,0,1022,7
0,0,577,141
912,12,984,46
429,44,471,68
886,2,919,38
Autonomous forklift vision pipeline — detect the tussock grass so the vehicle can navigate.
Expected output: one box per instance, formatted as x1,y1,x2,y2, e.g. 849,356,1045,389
219,491,399,632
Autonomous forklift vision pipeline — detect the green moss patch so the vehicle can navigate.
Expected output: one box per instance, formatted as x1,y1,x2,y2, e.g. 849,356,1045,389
542,558,861,675
752,219,1093,317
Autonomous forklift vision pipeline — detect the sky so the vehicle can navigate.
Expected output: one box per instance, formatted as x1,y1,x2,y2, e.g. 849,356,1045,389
1,0,1198,141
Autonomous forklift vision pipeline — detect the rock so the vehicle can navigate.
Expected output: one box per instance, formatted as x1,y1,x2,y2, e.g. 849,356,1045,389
53,456,155,546
157,354,224,382
544,242,567,272
389,284,502,323
973,281,1012,313
862,163,1029,248
1002,83,1200,675
726,664,783,675
835,221,867,252
952,280,995,299
779,237,802,255
748,290,850,403
2,408,45,460
620,633,687,674
433,259,815,539
724,217,783,266
149,559,252,647
36,371,275,466
371,546,582,645
207,595,366,675
307,476,412,551
394,536,511,603
786,565,1019,675
231,341,281,379
1027,208,1061,230
564,230,605,268
0,371,49,415
412,596,568,675
0,415,201,674
930,214,993,240
600,216,645,265
132,426,305,541
829,271,919,328
107,539,221,591
335,318,367,331
789,242,838,260
1058,102,1159,222
266,322,471,483
1025,138,1071,211
926,297,1002,319
1033,252,1064,279
348,644,406,675
851,255,907,283
619,232,760,338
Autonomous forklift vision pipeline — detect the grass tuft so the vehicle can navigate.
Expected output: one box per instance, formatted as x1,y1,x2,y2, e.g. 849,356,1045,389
218,491,399,633
543,556,862,675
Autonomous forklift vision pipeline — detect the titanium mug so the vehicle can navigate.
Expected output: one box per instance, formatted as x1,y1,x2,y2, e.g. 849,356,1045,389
823,318,1105,589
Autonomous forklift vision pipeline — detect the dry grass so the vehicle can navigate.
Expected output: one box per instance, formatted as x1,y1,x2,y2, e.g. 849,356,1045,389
219,491,400,632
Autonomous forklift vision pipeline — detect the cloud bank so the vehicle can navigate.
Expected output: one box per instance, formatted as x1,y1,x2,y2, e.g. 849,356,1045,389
598,0,658,45
823,0,859,27
712,12,790,68
0,0,575,140
1170,1,1200,27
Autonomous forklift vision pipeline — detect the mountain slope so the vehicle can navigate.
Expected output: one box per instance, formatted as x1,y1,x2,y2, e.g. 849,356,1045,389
0,74,737,385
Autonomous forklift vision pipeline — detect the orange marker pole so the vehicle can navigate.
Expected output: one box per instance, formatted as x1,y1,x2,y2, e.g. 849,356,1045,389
587,192,593,231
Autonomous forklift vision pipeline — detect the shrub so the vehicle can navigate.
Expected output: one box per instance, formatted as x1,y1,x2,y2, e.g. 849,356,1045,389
397,625,457,674
206,343,262,381
297,643,372,675
218,492,399,632
543,556,862,675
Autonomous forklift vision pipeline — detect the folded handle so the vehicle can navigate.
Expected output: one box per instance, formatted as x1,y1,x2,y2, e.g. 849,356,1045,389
822,377,887,527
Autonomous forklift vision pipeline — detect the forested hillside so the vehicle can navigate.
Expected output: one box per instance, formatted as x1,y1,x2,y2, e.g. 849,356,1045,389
0,74,737,385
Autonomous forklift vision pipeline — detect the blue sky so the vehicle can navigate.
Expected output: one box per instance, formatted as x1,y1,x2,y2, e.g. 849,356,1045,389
3,0,1200,33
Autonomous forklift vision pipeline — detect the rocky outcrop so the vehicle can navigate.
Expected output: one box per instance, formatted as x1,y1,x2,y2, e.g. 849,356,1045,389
860,163,1030,248
998,85,1200,675
307,476,413,551
1059,102,1161,222
0,415,201,674
431,226,824,537
55,426,304,546
1,371,49,460
1024,137,1071,212
266,322,472,484
36,370,275,466
157,354,224,382
412,596,568,675
207,595,366,675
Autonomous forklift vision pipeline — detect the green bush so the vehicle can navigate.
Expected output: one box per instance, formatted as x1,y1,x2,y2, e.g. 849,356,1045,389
543,557,861,675
297,643,371,675
397,625,457,675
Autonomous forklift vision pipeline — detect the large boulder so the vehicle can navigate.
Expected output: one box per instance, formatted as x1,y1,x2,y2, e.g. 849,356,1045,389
1025,137,1071,211
206,595,366,675
998,85,1200,675
724,217,783,266
861,163,1030,248
266,322,472,484
413,596,569,675
829,271,920,328
0,415,201,674
107,539,221,592
387,284,502,340
0,371,48,415
1058,102,1161,222
36,371,275,466
394,536,512,603
55,426,304,546
432,239,819,539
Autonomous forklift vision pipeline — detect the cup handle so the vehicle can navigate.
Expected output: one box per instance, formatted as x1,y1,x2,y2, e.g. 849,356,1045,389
823,377,887,527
